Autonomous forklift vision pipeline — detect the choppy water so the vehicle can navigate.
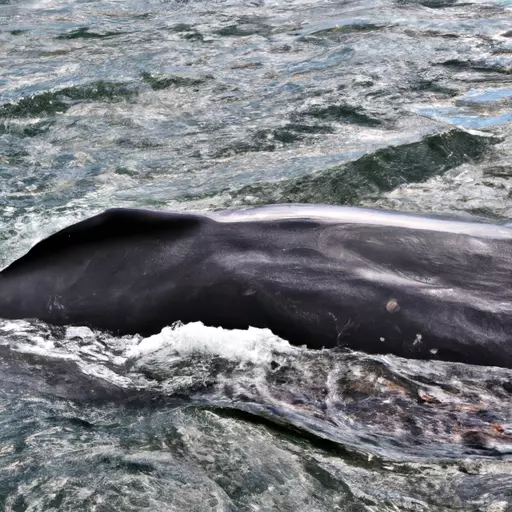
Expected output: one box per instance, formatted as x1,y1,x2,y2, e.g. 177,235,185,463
0,0,512,509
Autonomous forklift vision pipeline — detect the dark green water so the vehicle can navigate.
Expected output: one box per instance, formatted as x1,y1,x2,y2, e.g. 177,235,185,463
0,0,512,510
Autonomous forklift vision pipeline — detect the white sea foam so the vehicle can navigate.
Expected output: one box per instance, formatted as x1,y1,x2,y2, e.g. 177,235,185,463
0,318,297,383
127,321,296,364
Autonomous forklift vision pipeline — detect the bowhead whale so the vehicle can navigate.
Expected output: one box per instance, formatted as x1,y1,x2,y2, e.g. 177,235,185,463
1,204,512,368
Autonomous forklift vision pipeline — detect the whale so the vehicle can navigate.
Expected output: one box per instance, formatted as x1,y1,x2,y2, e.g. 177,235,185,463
1,204,512,368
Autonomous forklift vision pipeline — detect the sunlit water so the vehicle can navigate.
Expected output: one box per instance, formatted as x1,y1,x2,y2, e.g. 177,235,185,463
0,0,511,509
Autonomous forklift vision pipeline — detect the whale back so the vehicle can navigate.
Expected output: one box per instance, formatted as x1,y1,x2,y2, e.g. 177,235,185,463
2,208,204,275
2,205,512,368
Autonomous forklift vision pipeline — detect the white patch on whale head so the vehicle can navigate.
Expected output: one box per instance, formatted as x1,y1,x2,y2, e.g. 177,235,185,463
413,333,423,346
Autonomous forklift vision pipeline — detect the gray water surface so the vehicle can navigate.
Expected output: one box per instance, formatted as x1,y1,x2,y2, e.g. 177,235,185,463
1,0,512,509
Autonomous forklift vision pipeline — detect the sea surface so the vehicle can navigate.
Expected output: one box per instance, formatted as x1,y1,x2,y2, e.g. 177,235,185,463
0,0,512,510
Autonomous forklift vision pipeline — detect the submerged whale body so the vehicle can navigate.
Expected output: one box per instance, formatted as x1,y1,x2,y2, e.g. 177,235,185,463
1,204,512,368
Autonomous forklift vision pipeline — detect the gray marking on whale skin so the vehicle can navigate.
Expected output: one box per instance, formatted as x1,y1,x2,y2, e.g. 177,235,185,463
213,204,512,239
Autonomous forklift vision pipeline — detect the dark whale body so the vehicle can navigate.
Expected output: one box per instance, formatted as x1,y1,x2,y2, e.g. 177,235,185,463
1,205,512,368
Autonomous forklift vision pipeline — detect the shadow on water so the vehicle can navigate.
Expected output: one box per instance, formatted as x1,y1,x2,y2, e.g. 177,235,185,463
0,320,511,510
0,82,137,118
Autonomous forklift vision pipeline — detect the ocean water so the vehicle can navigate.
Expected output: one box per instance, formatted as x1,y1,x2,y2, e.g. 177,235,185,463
0,0,512,509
